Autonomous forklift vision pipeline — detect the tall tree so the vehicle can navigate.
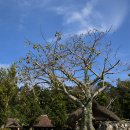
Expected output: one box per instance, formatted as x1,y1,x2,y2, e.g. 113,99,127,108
115,79,130,119
0,65,17,126
36,87,67,128
18,31,121,130
14,84,43,126
47,89,67,128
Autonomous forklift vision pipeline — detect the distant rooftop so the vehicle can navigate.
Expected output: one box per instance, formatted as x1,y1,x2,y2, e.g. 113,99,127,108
33,115,53,127
5,118,21,128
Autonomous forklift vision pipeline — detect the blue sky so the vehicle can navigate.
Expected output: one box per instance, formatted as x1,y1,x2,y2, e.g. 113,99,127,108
0,0,130,79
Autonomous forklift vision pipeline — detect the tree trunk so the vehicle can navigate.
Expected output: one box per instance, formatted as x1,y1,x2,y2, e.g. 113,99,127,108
80,100,95,130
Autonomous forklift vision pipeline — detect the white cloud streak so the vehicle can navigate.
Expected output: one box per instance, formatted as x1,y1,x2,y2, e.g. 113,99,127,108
9,0,129,33
53,0,128,33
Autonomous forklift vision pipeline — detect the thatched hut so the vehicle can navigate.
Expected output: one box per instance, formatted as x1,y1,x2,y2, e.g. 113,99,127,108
66,101,120,129
33,115,55,130
92,101,120,121
5,118,21,130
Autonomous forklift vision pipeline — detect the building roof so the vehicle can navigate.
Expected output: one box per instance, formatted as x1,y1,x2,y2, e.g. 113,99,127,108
5,118,21,128
66,101,120,127
93,100,120,121
33,115,53,127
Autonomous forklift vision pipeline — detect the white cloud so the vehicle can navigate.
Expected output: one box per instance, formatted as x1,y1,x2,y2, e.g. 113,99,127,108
65,0,97,25
10,0,128,34
53,0,128,34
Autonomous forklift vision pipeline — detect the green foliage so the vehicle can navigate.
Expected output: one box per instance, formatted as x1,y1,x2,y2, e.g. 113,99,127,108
0,65,17,126
115,80,130,119
96,92,109,106
14,85,43,126
2,66,130,127
96,80,130,119
96,82,113,106
38,88,67,128
49,90,67,127
0,82,73,128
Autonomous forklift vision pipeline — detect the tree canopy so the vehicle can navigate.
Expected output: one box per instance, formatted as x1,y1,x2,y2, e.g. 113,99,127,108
0,65,17,126
17,30,122,130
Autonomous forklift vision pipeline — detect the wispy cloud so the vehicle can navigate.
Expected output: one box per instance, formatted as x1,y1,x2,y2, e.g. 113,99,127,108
53,0,128,33
17,13,28,31
12,0,52,31
14,0,51,8
4,0,128,33
57,0,97,25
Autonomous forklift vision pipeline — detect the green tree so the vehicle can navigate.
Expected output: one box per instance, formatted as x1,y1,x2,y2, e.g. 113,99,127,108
14,84,43,126
96,82,115,107
48,90,67,128
96,81,129,118
115,80,130,119
18,31,121,130
37,88,67,128
0,65,17,126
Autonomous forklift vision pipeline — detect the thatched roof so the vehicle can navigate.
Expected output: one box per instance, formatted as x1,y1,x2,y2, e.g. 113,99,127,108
33,115,53,127
5,118,21,128
93,101,120,121
66,101,120,127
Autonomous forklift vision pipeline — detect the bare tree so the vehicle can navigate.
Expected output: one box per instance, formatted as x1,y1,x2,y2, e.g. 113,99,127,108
17,30,121,130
